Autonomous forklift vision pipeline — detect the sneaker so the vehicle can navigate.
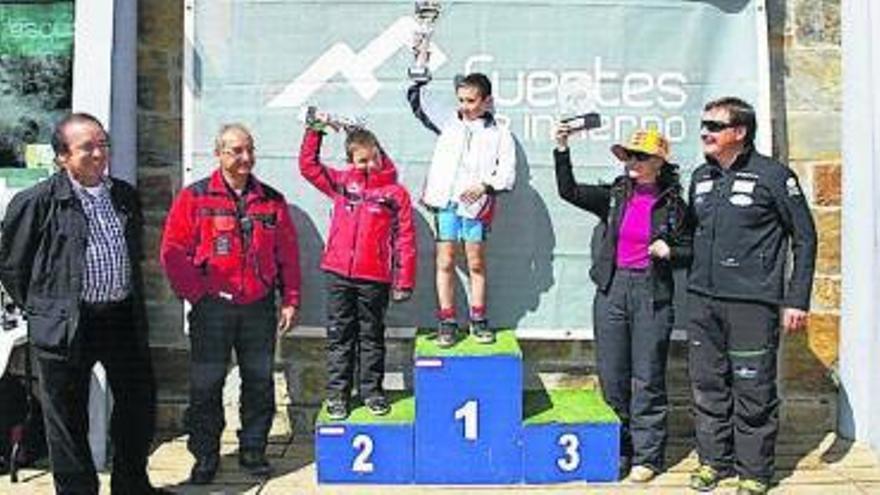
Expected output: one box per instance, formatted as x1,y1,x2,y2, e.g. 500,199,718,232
690,464,725,492
364,395,391,416
628,464,657,483
470,318,494,344
188,454,219,485
736,478,769,495
325,396,349,421
436,319,458,348
239,449,272,476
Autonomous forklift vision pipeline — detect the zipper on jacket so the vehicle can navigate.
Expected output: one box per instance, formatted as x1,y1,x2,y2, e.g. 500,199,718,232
347,169,367,277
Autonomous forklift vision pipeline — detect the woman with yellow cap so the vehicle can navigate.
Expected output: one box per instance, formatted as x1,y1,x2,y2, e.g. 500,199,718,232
553,124,691,483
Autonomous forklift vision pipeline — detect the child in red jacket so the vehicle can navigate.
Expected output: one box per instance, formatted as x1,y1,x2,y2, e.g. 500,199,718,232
299,118,416,419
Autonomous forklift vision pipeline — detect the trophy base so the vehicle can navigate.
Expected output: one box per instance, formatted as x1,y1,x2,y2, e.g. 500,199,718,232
408,67,432,84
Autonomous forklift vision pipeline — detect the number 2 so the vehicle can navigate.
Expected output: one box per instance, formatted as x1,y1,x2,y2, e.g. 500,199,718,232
351,434,374,473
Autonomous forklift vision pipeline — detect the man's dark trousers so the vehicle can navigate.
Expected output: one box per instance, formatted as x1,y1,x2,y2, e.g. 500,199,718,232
593,268,673,471
186,295,277,459
325,273,390,399
35,299,156,495
687,292,781,483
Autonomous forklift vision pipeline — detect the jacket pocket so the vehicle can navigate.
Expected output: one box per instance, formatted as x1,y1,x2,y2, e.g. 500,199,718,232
26,295,70,352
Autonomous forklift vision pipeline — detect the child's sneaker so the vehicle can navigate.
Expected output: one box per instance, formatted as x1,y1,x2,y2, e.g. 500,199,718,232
325,396,349,421
436,319,458,348
470,319,494,344
364,394,391,416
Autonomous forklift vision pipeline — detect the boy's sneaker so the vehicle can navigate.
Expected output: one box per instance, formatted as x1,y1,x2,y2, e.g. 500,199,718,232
736,479,769,495
364,395,391,416
470,319,494,344
689,464,726,492
325,396,349,421
436,319,458,348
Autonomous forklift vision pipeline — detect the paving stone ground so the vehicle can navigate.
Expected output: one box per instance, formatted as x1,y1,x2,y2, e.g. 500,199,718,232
4,425,880,494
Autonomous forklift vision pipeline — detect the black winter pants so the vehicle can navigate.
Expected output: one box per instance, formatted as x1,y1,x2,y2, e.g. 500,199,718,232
35,299,156,495
186,296,277,459
593,268,673,471
325,273,390,399
686,292,781,483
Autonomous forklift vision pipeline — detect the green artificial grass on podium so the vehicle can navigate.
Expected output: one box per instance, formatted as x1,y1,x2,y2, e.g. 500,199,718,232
414,328,522,357
523,388,619,425
315,392,415,425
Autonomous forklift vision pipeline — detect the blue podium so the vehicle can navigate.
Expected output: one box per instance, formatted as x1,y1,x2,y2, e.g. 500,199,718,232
522,389,620,483
315,393,414,483
315,329,620,485
413,329,523,484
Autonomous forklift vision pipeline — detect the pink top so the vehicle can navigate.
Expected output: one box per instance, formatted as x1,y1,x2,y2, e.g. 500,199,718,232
616,184,658,269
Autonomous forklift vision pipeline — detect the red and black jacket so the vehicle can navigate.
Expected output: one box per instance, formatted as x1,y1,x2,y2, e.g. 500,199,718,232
299,129,416,290
160,169,301,306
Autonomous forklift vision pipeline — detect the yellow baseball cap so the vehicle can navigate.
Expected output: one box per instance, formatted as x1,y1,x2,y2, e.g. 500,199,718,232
611,127,670,162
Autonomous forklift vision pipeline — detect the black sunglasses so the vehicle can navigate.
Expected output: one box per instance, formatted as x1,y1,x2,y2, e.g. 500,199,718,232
701,120,738,133
627,150,654,162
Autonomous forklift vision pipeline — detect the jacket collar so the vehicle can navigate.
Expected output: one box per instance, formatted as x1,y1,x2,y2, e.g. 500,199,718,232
207,168,266,199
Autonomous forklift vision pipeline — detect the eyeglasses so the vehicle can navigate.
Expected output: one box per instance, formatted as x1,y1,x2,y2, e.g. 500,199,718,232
72,141,111,154
221,146,256,159
701,120,738,133
627,150,654,162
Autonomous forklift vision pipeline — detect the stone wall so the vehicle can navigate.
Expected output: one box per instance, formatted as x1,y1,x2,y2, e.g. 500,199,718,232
136,0,842,435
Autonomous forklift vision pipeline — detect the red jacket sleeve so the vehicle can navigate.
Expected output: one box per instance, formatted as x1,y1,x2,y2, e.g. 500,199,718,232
159,188,207,303
275,200,302,307
299,129,343,197
393,187,417,291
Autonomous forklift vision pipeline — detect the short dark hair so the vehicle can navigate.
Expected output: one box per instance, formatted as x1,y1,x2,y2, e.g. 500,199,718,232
704,96,757,145
51,112,105,157
455,73,492,98
345,128,382,162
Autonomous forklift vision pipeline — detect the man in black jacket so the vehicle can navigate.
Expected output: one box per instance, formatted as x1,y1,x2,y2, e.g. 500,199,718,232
686,98,817,495
0,113,167,494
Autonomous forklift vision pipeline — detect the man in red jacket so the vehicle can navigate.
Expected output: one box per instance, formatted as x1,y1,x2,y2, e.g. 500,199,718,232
300,117,416,420
160,123,300,484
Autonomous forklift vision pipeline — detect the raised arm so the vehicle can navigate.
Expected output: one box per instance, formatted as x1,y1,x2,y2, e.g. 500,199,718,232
299,128,344,198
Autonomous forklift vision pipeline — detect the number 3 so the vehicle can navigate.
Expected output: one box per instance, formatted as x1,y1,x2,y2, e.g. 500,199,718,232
557,433,580,472
352,434,374,473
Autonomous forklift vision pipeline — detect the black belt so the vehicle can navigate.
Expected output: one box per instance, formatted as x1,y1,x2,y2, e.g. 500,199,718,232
81,297,132,313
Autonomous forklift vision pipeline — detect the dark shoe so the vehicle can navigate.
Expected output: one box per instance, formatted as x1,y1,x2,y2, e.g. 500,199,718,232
111,475,175,494
470,318,494,344
325,396,349,421
364,394,391,416
690,464,728,492
188,454,219,485
239,449,272,476
436,319,458,348
736,478,769,495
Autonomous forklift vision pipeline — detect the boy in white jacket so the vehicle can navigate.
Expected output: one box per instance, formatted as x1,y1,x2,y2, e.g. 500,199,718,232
407,73,516,347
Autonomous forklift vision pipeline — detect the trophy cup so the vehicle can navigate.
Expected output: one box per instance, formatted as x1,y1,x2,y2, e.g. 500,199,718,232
561,112,602,133
301,106,367,133
408,0,442,83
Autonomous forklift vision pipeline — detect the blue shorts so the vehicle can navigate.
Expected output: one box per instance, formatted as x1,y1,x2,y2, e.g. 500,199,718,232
434,204,486,243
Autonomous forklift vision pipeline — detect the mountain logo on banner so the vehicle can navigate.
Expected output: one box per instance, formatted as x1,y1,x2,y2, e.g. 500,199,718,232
267,16,448,108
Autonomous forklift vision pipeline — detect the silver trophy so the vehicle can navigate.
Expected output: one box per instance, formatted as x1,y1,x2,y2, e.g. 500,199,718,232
408,0,442,83
301,105,366,132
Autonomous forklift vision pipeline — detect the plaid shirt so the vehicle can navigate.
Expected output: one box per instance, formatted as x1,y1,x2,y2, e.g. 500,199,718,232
69,175,131,303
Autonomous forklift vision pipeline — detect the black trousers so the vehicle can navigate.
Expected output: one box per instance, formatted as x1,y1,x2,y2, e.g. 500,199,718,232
186,296,276,459
686,292,781,483
325,273,390,399
593,269,673,471
34,299,156,495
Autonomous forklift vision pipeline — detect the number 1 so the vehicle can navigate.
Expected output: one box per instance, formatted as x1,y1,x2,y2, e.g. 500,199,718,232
454,400,478,441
